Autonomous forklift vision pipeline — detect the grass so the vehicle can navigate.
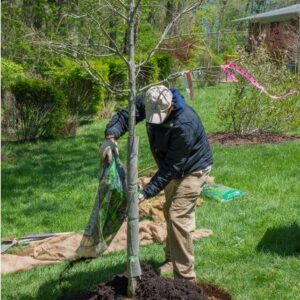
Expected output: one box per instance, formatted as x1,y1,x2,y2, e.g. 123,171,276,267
2,86,300,300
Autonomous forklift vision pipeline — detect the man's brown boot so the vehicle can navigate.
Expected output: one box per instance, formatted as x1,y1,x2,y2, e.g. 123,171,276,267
159,260,173,275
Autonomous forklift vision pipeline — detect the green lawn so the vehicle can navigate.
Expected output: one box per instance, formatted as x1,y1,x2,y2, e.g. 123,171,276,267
2,87,300,300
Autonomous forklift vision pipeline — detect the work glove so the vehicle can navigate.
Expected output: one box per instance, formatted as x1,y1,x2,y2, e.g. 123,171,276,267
138,192,145,203
99,138,119,164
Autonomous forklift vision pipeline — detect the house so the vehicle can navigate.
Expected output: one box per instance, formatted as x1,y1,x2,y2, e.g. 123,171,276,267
234,4,300,71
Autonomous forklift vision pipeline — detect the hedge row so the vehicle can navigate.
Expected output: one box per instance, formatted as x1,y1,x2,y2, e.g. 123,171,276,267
12,78,68,141
2,55,172,141
47,59,109,118
48,55,172,114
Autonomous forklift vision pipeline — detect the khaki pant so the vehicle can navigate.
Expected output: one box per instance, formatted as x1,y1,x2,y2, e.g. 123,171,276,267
163,170,209,280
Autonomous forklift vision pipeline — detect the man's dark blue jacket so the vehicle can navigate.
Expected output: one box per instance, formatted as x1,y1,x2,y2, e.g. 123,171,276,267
105,88,213,199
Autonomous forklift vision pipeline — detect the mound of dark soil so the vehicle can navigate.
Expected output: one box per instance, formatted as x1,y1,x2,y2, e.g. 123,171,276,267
136,264,207,300
72,264,231,300
208,132,299,147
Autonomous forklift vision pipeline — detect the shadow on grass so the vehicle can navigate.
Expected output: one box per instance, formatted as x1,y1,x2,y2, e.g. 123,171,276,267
31,258,161,300
256,222,300,257
2,134,100,197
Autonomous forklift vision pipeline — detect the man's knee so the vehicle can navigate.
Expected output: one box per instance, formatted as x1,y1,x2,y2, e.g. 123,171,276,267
169,207,196,233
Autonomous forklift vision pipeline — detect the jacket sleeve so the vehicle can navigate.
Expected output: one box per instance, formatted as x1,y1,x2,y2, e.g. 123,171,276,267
142,123,194,199
105,93,146,139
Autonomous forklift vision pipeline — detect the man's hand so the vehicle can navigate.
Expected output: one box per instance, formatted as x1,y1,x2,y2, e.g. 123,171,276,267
138,192,145,203
99,136,119,164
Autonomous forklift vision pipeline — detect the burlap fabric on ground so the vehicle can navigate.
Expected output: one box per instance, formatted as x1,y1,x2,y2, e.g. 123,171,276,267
1,222,212,274
1,191,213,274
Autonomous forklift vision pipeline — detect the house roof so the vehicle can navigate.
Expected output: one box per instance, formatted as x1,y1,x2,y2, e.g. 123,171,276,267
234,4,300,24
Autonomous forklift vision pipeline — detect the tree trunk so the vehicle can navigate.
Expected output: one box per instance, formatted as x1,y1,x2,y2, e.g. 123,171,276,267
124,11,140,55
127,0,141,297
134,12,141,49
166,1,177,36
216,0,227,54
109,17,118,49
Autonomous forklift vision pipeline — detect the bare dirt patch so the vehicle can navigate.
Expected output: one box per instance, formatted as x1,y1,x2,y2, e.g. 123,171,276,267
208,132,299,147
71,264,231,300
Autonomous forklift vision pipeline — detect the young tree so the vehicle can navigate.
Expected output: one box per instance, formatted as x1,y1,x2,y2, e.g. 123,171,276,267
36,0,204,295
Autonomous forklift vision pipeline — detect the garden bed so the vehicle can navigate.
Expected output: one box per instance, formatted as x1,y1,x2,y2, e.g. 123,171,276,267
208,132,299,146
71,264,231,300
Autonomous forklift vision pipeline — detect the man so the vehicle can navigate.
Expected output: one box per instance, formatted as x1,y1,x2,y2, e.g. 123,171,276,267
101,85,213,281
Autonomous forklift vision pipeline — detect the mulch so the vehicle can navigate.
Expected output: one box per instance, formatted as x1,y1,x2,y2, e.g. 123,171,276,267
70,264,231,300
208,132,299,147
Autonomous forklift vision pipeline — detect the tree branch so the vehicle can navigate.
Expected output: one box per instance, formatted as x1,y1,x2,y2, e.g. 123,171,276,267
89,14,129,65
139,65,220,92
41,40,128,94
102,0,128,21
157,45,194,51
55,5,105,33
132,0,143,16
81,56,129,94
115,0,128,10
137,0,204,68
38,40,117,58
74,58,129,94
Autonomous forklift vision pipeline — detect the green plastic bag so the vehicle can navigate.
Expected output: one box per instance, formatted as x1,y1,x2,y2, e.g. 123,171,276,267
76,155,127,258
100,157,127,245
200,184,245,202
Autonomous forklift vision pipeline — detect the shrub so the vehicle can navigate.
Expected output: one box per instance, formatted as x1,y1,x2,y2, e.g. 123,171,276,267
48,59,109,118
60,115,79,136
12,78,68,141
48,56,170,117
105,56,163,110
156,55,172,80
161,37,197,64
97,101,116,119
218,46,300,133
1,58,25,90
1,59,26,133
104,57,128,110
136,57,160,88
105,58,128,92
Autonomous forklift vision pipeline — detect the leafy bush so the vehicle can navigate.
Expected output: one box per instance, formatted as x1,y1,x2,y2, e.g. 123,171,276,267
137,57,160,88
104,57,128,110
48,56,172,117
97,101,117,119
156,55,172,80
1,59,26,133
48,59,109,118
218,46,300,133
105,58,128,91
105,56,166,110
60,115,79,136
161,37,197,65
12,78,68,141
1,58,25,90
